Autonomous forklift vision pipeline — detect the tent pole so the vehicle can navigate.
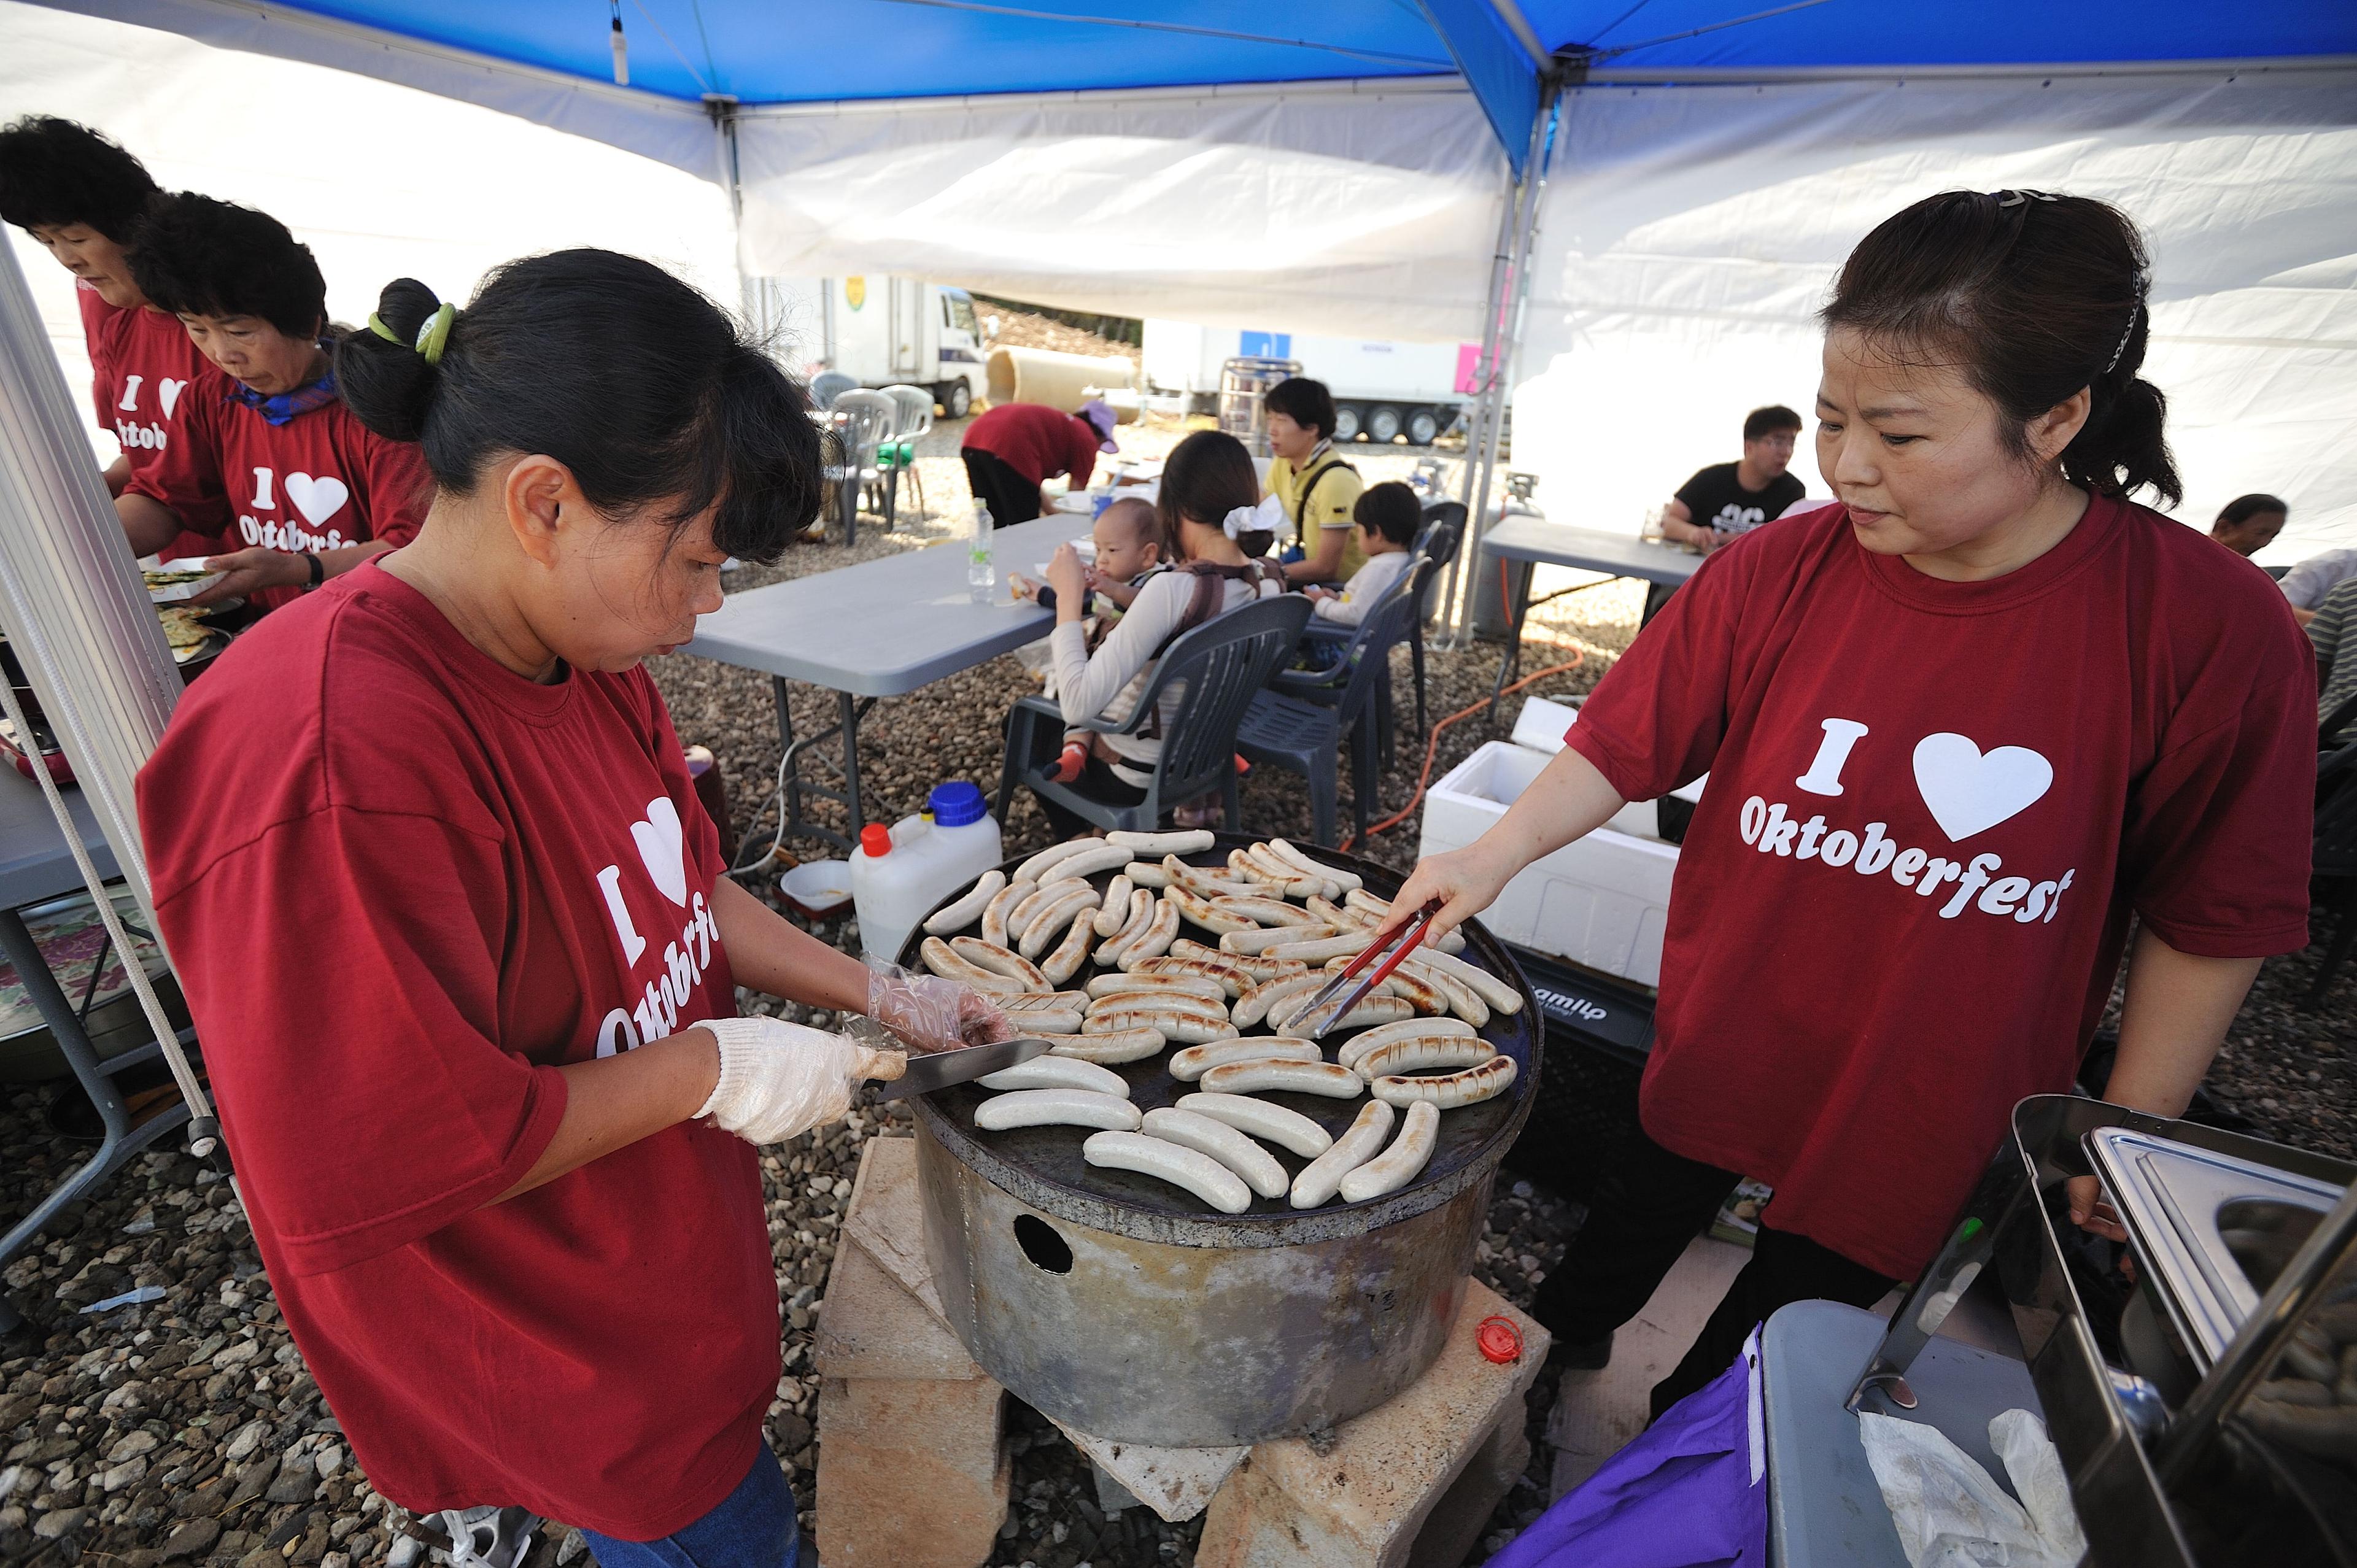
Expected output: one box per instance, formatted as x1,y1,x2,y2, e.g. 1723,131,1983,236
0,239,216,1143
705,93,756,328
1441,75,1560,648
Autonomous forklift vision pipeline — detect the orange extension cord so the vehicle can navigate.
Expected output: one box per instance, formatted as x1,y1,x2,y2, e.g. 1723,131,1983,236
1341,648,1585,854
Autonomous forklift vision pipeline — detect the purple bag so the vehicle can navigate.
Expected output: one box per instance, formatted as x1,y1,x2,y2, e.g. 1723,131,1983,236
1484,1329,1767,1568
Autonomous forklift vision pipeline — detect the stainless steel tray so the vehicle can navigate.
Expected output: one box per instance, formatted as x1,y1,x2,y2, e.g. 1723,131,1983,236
2088,1127,2345,1368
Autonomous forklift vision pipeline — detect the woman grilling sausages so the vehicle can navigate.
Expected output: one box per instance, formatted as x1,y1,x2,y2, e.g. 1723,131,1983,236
138,252,1006,1566
1383,191,2317,1418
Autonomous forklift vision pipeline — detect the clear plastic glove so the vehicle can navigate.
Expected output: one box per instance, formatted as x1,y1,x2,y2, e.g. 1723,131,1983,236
696,1016,905,1145
864,963,1015,1055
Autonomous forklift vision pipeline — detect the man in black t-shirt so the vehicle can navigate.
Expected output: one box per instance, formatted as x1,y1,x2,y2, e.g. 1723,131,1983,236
1661,404,1806,554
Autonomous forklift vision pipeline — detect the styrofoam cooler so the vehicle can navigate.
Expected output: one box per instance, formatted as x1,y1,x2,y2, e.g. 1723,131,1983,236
1420,698,1701,988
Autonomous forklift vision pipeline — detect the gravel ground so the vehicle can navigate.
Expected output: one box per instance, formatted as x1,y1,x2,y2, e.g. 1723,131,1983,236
0,412,2344,1565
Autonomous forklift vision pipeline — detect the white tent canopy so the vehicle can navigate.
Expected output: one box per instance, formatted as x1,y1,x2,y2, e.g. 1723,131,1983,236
1516,61,2357,561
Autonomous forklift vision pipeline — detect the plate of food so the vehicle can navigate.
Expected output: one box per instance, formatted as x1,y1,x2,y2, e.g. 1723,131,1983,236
144,561,223,604
156,605,225,666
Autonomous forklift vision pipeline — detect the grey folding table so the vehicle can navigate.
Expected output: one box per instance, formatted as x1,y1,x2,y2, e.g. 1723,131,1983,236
0,767,192,1306
1480,516,1704,708
687,513,1094,852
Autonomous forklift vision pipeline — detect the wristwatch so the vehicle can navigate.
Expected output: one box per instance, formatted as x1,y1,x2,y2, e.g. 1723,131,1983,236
299,553,324,593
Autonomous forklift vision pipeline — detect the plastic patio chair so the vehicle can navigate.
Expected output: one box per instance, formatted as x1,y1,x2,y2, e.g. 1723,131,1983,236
2307,723,2357,1008
1406,500,1467,740
830,390,898,542
1239,558,1433,846
810,371,858,411
880,384,935,522
997,593,1312,833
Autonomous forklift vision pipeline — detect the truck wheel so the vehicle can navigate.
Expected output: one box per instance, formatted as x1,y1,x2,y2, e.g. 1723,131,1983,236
1367,405,1404,444
1406,408,1441,446
943,381,972,419
1332,403,1364,442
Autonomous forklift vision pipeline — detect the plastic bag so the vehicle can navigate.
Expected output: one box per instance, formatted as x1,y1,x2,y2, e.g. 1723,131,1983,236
1859,1410,2086,1568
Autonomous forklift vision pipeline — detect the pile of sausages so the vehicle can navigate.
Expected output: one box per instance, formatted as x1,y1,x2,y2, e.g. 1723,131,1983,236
916,830,1524,1215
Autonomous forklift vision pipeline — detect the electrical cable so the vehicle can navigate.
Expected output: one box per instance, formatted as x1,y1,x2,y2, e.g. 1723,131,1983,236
1340,650,1586,854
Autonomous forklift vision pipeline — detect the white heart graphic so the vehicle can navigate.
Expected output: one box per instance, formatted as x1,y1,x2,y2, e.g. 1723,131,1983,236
284,473,349,527
630,796,691,908
157,378,187,419
1911,733,2054,842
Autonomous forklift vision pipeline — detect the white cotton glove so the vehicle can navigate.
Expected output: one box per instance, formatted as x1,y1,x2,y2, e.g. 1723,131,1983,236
694,1016,905,1145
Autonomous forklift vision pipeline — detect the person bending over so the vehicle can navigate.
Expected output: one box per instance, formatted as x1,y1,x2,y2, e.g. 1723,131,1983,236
961,398,1117,525
1306,481,1418,628
0,116,225,553
117,194,429,609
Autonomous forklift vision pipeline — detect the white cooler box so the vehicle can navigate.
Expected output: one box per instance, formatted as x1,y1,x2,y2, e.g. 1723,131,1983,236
1420,697,1702,989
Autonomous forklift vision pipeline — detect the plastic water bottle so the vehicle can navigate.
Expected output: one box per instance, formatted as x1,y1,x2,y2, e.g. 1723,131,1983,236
967,500,996,604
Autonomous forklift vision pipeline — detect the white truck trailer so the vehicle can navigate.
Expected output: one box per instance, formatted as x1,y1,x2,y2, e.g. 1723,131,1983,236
1141,321,1472,446
750,276,993,417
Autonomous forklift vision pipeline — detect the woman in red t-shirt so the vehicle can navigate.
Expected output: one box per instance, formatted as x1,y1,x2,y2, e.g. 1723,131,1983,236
115,193,431,610
1384,191,2315,1418
139,253,1007,1566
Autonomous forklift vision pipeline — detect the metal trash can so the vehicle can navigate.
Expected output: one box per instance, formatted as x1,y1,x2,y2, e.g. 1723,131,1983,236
1218,355,1301,458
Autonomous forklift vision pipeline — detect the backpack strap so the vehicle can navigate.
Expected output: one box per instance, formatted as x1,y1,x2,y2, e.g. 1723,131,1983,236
1288,456,1358,531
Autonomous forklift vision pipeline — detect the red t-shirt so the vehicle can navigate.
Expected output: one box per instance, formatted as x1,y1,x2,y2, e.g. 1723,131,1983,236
138,564,775,1539
77,282,230,557
1563,495,2315,1280
125,382,430,610
962,400,1099,490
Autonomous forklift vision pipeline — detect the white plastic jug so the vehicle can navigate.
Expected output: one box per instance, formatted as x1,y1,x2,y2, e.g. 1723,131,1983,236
848,781,1004,964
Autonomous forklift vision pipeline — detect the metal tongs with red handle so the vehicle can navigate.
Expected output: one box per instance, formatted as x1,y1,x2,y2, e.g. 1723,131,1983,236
1290,898,1444,1038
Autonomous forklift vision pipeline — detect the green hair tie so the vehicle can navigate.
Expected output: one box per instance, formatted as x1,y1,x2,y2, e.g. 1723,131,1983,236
366,311,402,344
414,302,457,366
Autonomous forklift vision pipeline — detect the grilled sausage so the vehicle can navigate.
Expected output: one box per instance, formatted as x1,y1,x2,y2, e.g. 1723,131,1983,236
1339,1101,1438,1202
981,878,1032,948
1209,894,1319,927
1175,1092,1333,1158
1018,884,1099,960
1232,971,1325,1028
1083,1130,1250,1214
1352,1035,1498,1079
1096,888,1157,965
1093,875,1136,937
1049,1028,1166,1064
1039,908,1097,986
1130,953,1256,998
1165,884,1258,935
1107,828,1217,855
920,937,1026,996
1221,923,1339,956
1084,971,1226,1003
1172,940,1307,986
1140,1108,1288,1199
923,870,1007,937
1199,1060,1363,1098
1167,1036,1322,1082
1290,1100,1395,1208
974,1088,1142,1132
978,1056,1129,1096
1114,898,1181,967
948,936,1048,990
1369,1054,1519,1109
1266,837,1363,894
1335,1016,1477,1071
1275,993,1412,1036
1084,1006,1232,1046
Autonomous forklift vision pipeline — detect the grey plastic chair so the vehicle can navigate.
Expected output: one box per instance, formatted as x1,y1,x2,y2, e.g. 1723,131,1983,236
830,390,898,544
997,593,1312,833
810,371,858,410
1239,558,1433,846
880,384,935,523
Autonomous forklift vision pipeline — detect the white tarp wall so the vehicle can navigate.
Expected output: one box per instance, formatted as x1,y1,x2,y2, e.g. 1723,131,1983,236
1516,63,2357,566
1,2,741,466
732,79,1507,344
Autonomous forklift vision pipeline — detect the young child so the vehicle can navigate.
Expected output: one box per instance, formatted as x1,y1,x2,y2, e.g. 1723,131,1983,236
1305,480,1418,627
1011,496,1166,781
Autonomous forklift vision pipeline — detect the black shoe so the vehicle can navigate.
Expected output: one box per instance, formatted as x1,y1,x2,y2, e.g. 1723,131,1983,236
1550,1330,1614,1372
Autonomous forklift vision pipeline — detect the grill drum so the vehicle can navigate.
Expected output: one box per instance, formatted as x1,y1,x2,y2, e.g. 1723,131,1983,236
900,836,1539,1445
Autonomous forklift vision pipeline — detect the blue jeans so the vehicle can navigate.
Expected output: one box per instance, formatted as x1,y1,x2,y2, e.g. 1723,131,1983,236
579,1446,803,1568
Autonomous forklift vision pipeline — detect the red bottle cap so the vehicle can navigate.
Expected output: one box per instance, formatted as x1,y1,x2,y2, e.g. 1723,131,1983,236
859,824,892,857
1476,1315,1523,1364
